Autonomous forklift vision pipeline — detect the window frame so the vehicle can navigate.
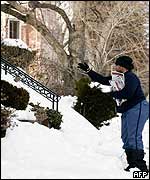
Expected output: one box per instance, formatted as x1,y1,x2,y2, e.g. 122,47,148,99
8,18,20,39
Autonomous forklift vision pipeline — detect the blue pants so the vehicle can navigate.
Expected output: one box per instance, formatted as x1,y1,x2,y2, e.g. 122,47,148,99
121,100,149,150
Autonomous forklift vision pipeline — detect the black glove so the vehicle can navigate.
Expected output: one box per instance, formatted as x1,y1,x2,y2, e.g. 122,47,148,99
77,62,90,72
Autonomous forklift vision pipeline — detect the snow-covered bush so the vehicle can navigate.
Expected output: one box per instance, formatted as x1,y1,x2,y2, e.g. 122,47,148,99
1,39,36,70
46,109,63,130
29,102,49,127
1,80,30,110
1,107,12,138
74,77,117,129
30,103,63,129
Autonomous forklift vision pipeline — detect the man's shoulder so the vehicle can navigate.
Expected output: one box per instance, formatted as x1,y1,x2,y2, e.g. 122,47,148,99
125,71,139,81
125,71,137,77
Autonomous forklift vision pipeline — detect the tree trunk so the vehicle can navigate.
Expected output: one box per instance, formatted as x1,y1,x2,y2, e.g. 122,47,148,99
62,55,75,95
69,2,87,63
61,2,87,95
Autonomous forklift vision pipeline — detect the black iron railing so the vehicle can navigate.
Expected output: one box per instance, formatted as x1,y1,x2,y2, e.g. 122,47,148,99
1,57,61,111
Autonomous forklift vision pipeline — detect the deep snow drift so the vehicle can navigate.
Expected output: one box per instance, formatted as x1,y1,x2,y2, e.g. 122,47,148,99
1,69,149,179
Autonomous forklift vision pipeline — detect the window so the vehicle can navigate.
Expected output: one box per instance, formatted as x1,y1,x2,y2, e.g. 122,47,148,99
9,20,20,39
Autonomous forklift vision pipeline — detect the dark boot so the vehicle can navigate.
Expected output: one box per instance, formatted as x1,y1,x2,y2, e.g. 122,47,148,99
135,150,149,172
124,149,136,171
125,149,148,172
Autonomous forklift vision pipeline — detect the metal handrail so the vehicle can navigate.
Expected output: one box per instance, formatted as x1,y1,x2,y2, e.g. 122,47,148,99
1,57,61,111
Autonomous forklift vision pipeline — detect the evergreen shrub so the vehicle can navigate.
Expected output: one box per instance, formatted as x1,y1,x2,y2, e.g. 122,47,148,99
46,109,63,130
29,102,49,127
30,103,63,129
1,80,30,110
1,107,12,138
1,44,36,70
74,77,117,129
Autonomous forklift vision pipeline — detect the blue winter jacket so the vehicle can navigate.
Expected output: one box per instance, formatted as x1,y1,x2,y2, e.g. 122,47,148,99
87,70,146,113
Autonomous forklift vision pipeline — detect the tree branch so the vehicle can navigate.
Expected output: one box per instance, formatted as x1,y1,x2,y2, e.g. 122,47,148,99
26,13,68,62
6,1,29,14
28,1,73,33
1,2,68,63
106,47,143,64
1,4,27,22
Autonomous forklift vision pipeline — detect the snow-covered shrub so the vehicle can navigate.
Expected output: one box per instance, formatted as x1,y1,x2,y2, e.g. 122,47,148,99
1,80,29,110
1,40,36,70
30,102,63,129
1,107,12,138
46,109,63,130
29,102,49,127
74,77,117,129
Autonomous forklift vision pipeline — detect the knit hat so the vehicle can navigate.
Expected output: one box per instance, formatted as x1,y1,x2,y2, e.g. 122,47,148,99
115,56,134,71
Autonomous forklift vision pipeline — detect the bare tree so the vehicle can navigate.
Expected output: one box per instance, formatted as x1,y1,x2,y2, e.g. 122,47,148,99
1,1,149,95
1,1,77,94
74,1,149,95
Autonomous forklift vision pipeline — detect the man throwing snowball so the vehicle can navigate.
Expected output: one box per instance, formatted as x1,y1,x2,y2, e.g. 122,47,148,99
78,55,149,172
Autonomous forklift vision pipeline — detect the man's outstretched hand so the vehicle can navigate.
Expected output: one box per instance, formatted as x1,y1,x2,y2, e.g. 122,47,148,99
77,62,90,73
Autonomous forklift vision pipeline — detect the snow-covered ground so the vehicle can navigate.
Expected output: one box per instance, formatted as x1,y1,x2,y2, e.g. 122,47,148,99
1,69,149,179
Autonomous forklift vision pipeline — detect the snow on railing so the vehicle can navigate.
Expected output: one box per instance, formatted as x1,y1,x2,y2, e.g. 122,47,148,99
1,57,61,111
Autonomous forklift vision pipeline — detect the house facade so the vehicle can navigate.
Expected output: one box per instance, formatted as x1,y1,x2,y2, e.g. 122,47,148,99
1,12,41,51
1,4,62,59
1,5,64,94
